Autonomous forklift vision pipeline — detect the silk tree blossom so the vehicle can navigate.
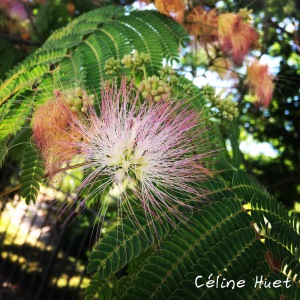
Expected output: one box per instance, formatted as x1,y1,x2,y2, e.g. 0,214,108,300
218,13,259,65
185,6,219,45
32,94,82,177
33,80,214,230
246,60,274,108
155,0,185,24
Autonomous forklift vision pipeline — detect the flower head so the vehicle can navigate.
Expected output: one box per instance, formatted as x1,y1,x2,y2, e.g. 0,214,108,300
33,80,214,232
155,0,185,23
185,6,219,45
32,92,82,177
218,13,259,65
1,0,28,20
246,60,274,107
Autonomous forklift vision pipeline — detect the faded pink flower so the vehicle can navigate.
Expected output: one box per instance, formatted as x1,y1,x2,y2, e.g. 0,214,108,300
246,60,274,108
185,6,219,45
32,94,82,177
10,1,28,20
155,0,185,24
55,80,213,229
218,13,259,65
0,0,28,20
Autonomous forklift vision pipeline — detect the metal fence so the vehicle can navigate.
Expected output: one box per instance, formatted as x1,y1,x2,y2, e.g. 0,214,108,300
0,191,98,300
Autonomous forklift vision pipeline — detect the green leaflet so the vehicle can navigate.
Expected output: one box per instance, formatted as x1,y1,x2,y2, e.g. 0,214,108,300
121,198,252,299
23,48,67,71
20,143,44,205
0,142,8,169
264,221,299,260
0,90,34,142
93,163,300,299
232,169,269,202
129,11,181,62
52,50,85,90
251,192,299,233
0,7,188,141
229,119,243,168
87,208,174,275
77,33,113,95
42,5,125,50
0,65,48,104
85,247,154,300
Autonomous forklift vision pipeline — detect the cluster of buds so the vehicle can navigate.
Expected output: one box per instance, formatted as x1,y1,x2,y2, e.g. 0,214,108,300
238,8,253,22
182,83,194,95
104,57,121,76
213,96,239,121
200,84,215,100
201,85,238,120
158,65,179,85
139,75,171,101
121,51,150,69
61,87,95,114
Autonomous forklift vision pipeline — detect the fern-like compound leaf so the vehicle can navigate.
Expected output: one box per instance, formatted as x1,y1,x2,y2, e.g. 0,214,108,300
87,208,174,278
20,143,44,205
0,90,34,142
121,198,252,299
0,142,8,169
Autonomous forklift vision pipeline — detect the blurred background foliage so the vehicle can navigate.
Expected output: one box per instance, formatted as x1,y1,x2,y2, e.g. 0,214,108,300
0,0,299,207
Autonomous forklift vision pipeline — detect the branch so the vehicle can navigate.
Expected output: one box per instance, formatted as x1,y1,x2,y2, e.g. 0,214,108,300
0,162,87,197
24,1,43,41
0,33,41,46
267,174,300,191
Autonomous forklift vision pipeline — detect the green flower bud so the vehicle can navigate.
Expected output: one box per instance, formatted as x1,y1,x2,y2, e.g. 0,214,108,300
74,97,82,107
104,57,121,76
75,87,82,97
65,96,73,105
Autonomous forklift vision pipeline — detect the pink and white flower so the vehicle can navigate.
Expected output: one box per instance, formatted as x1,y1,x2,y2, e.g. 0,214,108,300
34,80,214,231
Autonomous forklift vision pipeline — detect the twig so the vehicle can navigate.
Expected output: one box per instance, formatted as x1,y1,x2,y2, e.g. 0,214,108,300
267,174,300,191
0,33,41,47
0,162,87,197
24,1,43,41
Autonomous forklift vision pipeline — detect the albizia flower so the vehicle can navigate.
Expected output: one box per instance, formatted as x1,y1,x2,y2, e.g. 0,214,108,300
246,60,274,108
32,92,81,176
36,80,214,230
155,0,185,24
218,13,259,65
0,0,28,20
185,6,219,45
